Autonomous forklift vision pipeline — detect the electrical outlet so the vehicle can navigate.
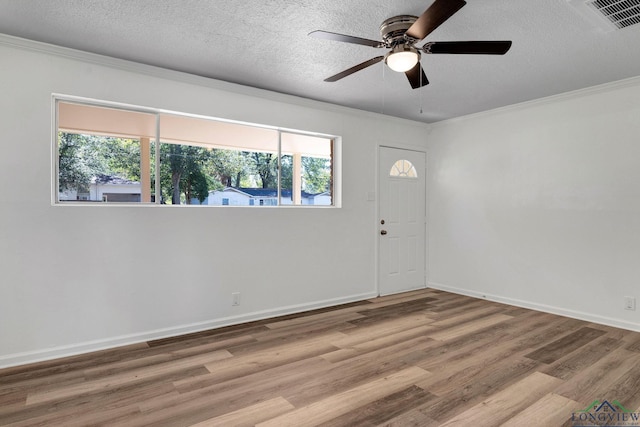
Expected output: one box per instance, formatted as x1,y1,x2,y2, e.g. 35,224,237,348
232,292,240,306
624,296,636,311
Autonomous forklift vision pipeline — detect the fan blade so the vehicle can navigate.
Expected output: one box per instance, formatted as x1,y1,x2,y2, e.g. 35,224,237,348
309,30,384,48
406,0,467,41
405,62,429,89
424,41,512,55
325,56,385,82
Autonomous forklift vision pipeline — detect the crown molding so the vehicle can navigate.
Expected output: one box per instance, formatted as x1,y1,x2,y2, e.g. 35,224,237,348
431,74,640,128
0,33,431,131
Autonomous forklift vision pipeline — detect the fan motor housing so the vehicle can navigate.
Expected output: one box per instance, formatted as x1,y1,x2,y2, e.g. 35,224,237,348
379,15,418,45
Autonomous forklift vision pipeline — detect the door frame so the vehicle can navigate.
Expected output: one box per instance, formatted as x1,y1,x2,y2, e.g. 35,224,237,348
376,144,428,296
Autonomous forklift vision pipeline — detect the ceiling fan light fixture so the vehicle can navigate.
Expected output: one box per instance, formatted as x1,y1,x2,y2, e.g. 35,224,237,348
385,45,419,72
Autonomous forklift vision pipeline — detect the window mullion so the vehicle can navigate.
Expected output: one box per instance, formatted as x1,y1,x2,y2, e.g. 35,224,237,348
277,131,282,206
155,114,161,204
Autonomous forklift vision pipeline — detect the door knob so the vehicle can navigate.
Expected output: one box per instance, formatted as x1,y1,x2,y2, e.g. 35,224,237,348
380,230,387,235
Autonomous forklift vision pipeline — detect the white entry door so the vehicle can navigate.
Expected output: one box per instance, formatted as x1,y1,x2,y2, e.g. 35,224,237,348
378,146,426,296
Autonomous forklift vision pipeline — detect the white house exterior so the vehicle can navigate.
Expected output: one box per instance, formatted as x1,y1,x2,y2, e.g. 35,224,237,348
207,187,330,206
310,192,331,206
58,175,142,202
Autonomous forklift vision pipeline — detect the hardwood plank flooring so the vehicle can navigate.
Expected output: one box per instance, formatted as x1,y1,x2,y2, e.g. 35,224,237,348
2,289,640,426
437,372,563,426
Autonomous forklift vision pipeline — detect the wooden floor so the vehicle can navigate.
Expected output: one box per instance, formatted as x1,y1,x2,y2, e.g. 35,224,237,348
3,289,640,426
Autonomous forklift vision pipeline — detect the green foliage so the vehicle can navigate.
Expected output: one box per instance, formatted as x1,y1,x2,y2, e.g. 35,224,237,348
280,155,293,190
99,138,141,181
58,133,144,193
207,149,250,188
58,133,108,192
250,152,278,189
302,157,331,194
159,144,212,204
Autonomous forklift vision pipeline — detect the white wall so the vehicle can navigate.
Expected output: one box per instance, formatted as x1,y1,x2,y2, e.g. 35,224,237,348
0,37,430,368
427,77,640,331
7,33,637,369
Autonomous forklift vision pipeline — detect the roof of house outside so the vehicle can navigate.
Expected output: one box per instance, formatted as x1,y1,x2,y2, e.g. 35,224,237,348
91,174,140,185
214,187,326,198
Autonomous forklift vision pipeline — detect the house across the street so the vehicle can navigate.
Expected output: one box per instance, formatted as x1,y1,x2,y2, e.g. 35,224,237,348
59,174,142,202
205,187,331,206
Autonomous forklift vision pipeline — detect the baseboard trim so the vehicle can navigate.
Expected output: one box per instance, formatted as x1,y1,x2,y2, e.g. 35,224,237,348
428,281,640,333
0,291,377,369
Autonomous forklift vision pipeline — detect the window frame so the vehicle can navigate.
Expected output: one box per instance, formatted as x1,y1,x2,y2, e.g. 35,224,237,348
53,95,339,208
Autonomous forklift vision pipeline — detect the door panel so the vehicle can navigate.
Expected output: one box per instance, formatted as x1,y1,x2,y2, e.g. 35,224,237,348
378,147,426,296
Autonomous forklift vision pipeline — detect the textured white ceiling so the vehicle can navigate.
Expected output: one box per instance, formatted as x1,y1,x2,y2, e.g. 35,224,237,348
1,0,639,123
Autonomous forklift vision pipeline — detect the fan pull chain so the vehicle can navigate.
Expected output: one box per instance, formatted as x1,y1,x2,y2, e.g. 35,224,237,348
419,64,424,114
381,64,386,114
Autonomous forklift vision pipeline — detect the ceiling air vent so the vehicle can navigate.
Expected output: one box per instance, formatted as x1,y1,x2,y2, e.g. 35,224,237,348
568,0,640,31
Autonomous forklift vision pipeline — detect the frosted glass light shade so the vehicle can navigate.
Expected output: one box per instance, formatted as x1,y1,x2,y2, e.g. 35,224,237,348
386,51,419,72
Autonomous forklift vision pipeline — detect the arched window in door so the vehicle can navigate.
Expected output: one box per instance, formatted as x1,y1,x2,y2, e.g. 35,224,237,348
390,160,417,178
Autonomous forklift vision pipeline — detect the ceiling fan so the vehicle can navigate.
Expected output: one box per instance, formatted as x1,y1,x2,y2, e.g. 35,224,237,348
309,0,512,89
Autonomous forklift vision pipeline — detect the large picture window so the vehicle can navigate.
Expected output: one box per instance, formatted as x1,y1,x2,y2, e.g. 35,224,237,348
55,98,336,207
